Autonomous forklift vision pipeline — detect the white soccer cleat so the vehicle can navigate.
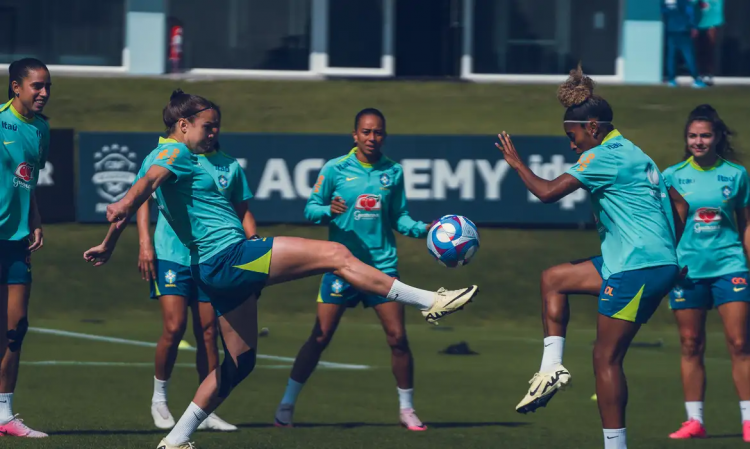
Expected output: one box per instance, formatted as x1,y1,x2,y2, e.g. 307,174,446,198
422,285,479,324
151,402,176,429
274,403,295,428
515,364,571,414
196,413,237,431
156,438,196,449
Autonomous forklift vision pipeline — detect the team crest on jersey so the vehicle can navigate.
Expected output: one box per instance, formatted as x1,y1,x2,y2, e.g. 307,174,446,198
165,270,177,286
218,175,229,189
380,173,391,187
13,162,34,189
331,279,343,295
722,185,733,199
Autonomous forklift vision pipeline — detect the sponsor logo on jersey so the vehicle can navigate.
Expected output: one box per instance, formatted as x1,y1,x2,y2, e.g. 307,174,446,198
354,194,381,220
13,162,34,189
693,206,721,233
2,121,17,131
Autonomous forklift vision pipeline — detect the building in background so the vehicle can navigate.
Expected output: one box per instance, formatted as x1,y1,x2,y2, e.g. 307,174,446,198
0,0,748,84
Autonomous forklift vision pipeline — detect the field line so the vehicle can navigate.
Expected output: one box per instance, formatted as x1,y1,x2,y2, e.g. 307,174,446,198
21,361,293,369
28,327,371,370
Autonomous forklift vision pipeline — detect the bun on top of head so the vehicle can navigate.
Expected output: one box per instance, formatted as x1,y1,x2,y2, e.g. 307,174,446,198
557,63,596,109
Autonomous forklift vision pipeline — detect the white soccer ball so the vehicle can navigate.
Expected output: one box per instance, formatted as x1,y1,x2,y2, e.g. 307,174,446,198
426,215,480,268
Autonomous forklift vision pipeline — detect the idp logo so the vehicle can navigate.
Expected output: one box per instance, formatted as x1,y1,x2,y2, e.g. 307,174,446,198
355,194,381,211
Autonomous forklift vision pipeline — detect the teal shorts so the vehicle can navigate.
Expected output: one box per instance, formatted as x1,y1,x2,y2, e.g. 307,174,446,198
192,237,274,316
0,240,31,285
589,256,679,324
150,259,209,303
317,272,397,308
670,272,750,310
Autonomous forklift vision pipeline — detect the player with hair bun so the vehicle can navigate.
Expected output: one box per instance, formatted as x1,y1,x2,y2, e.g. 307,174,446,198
496,65,688,449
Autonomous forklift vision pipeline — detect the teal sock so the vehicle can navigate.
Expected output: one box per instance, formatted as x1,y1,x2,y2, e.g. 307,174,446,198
281,378,304,405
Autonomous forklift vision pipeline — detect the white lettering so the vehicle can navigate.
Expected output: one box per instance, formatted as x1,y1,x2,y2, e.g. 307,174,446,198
255,159,295,199
432,160,475,200
475,160,510,200
527,155,586,210
401,159,432,200
294,159,325,198
37,163,54,186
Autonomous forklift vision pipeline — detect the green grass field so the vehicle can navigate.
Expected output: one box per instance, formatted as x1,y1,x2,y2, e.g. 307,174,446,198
4,78,750,447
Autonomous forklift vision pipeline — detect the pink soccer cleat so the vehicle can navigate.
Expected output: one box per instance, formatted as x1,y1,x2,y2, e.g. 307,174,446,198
0,415,48,438
669,419,706,439
399,408,427,431
743,420,750,443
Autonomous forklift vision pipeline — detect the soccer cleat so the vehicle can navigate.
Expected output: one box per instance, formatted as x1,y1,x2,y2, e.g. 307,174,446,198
274,403,295,428
156,438,196,449
0,415,48,438
197,413,237,431
422,285,479,324
515,365,571,414
400,408,427,431
743,420,750,443
669,419,706,439
151,402,176,429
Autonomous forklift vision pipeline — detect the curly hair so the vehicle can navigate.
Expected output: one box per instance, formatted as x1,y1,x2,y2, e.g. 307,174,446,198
558,64,613,123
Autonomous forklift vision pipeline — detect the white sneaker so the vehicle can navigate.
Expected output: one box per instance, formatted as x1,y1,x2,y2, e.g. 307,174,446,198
274,403,295,428
515,364,571,414
196,413,237,431
151,402,175,429
422,285,478,324
156,438,196,449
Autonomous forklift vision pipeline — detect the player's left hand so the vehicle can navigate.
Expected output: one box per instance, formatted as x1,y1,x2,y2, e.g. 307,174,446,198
106,201,130,229
28,227,43,252
83,244,114,267
495,131,524,170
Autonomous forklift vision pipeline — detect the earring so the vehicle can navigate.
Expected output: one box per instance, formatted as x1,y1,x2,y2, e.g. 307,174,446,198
14,92,19,97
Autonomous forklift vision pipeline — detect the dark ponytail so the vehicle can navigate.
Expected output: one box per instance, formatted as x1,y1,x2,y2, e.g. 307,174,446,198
7,58,48,100
353,108,386,131
162,89,219,133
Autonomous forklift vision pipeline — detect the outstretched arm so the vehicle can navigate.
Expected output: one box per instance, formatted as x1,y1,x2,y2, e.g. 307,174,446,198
107,165,174,229
496,132,584,203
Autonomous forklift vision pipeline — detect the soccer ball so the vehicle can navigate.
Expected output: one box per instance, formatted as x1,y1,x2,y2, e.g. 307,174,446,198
426,215,480,267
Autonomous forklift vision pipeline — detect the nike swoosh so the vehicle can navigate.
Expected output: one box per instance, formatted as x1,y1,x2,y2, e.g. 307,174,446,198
606,436,618,439
735,287,746,292
681,192,694,196
346,177,358,181
2,141,14,145
444,287,474,307
544,343,553,347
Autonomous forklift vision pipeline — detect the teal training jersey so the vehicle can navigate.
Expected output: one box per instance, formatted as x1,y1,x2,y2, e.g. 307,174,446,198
134,138,247,264
566,130,678,279
695,0,724,29
153,149,253,266
306,149,428,273
663,157,749,279
0,100,50,240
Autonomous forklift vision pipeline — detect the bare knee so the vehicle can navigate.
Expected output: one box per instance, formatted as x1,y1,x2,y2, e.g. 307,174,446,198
163,318,187,342
385,328,409,354
309,328,336,351
541,267,567,316
726,335,750,358
679,331,706,359
593,343,621,372
327,242,355,272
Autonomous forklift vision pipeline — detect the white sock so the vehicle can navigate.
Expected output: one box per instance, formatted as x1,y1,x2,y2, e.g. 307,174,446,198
386,280,434,311
539,336,565,372
398,388,414,410
166,402,207,446
281,378,304,405
152,377,169,403
740,401,750,422
686,401,704,424
603,428,627,449
0,393,13,424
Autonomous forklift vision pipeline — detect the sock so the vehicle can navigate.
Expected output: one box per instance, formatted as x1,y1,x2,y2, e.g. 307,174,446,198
539,336,565,372
741,401,750,422
166,402,207,446
0,393,13,424
603,428,627,449
386,280,434,311
281,378,304,405
398,388,414,410
152,377,169,403
686,401,704,424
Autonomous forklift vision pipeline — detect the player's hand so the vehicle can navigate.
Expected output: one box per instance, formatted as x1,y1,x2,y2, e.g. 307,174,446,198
83,243,114,267
495,131,524,170
28,227,44,252
138,243,156,281
426,219,438,233
679,266,689,280
330,196,347,216
106,200,131,229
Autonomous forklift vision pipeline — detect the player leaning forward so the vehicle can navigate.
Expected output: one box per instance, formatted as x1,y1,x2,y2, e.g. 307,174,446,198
83,90,479,449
